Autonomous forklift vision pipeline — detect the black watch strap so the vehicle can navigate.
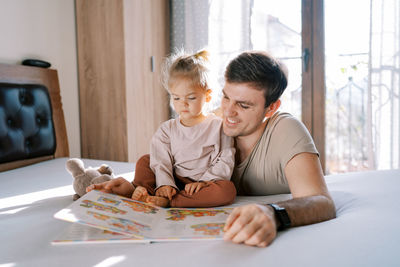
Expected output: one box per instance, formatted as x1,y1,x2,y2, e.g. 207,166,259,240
268,203,291,231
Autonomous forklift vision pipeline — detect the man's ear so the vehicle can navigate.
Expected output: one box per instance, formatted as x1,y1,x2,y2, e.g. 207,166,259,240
265,99,281,118
205,89,212,102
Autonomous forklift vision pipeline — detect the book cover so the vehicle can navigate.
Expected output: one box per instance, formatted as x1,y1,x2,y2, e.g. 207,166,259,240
54,190,233,242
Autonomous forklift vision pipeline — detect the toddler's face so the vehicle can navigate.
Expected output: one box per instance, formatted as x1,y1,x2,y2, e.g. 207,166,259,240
170,78,207,126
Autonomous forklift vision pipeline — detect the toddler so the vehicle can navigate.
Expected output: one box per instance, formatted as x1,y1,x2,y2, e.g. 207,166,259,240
88,50,236,208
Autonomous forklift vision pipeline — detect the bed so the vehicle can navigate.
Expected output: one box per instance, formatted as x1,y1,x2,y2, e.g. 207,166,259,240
0,63,399,267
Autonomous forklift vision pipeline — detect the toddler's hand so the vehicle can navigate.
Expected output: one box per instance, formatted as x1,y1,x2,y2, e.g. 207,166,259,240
185,181,208,195
156,185,177,200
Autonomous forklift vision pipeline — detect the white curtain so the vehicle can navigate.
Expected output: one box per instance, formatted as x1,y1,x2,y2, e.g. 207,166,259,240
369,0,400,169
170,0,210,52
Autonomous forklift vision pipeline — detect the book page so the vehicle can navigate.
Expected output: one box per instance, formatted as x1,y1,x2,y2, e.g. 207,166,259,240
52,223,149,245
149,207,233,240
54,190,161,238
54,190,233,241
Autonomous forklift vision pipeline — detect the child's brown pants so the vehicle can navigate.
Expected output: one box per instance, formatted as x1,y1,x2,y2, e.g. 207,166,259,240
132,154,236,208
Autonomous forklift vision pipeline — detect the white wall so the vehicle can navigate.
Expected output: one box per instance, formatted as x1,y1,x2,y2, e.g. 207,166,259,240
0,0,80,157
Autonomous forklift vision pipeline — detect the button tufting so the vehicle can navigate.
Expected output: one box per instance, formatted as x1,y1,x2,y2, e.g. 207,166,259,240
19,91,33,105
19,93,26,104
0,83,56,163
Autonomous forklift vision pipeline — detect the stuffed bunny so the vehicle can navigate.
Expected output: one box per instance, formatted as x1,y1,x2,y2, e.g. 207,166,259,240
66,158,113,200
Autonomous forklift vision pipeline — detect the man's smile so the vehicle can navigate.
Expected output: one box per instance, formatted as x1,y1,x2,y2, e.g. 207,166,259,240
225,117,239,126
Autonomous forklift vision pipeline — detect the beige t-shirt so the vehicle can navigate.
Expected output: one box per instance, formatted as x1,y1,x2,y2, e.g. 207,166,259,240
232,112,318,196
150,114,235,190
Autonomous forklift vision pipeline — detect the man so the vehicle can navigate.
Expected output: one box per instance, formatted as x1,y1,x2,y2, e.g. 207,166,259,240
220,51,336,247
89,51,336,248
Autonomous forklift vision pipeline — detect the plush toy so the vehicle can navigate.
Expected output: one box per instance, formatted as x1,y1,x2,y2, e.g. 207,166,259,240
66,158,113,200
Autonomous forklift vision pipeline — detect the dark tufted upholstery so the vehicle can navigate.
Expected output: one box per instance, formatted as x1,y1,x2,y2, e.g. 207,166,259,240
0,83,56,163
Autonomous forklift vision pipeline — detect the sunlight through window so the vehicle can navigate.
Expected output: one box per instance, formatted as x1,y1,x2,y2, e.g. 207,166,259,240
0,185,72,211
0,207,28,215
93,256,126,267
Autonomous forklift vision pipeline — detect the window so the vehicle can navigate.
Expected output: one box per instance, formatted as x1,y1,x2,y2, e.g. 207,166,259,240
325,0,399,173
170,0,400,173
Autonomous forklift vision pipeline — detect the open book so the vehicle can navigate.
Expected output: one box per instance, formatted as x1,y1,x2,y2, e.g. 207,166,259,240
54,190,233,242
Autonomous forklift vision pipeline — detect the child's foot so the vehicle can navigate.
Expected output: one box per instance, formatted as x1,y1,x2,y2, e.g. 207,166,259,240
131,186,148,202
145,195,170,208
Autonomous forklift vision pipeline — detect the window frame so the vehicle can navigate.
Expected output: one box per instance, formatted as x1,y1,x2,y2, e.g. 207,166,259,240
302,0,326,172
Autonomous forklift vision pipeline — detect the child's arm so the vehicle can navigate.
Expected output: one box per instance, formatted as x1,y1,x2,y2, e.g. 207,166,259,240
150,121,179,191
199,129,235,182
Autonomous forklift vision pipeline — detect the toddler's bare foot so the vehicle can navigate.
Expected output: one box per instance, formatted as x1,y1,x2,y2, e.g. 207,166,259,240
146,196,170,207
131,186,148,202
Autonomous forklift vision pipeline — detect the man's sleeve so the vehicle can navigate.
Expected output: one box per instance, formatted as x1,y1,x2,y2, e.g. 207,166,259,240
273,115,319,174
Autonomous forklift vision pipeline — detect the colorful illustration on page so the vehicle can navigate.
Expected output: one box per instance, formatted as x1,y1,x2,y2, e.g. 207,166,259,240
190,223,225,236
87,210,151,235
121,199,159,214
98,196,121,206
165,209,230,221
103,229,125,236
80,200,127,215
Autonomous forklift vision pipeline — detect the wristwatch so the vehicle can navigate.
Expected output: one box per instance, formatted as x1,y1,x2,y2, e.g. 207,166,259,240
268,203,291,231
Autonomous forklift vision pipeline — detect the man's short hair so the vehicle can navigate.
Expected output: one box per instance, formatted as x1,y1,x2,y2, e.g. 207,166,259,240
225,51,288,108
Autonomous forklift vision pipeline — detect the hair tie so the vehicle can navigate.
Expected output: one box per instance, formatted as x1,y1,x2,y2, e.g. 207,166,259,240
194,50,209,61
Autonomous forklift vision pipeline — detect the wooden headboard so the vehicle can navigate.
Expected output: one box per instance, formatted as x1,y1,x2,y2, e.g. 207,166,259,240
0,63,69,171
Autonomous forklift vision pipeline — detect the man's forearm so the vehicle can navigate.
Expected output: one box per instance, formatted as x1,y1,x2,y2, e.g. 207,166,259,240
274,195,336,227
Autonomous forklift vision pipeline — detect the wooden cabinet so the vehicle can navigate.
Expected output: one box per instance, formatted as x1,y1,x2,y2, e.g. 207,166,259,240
76,0,170,162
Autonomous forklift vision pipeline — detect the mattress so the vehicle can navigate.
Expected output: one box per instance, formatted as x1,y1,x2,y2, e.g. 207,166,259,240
0,158,399,267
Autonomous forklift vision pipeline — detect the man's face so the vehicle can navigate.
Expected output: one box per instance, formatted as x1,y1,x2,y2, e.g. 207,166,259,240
221,82,268,138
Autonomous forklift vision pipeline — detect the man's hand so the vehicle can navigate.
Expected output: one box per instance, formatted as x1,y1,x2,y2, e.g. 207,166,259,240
184,181,208,195
155,185,177,200
86,177,134,198
223,204,277,247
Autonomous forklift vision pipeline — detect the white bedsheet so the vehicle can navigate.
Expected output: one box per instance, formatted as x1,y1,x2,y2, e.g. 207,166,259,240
0,158,399,267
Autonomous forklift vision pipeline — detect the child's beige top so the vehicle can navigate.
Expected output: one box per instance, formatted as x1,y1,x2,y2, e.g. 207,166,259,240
150,114,235,190
232,112,319,196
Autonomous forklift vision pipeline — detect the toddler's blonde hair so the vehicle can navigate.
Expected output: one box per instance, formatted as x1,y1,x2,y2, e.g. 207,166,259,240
162,49,211,92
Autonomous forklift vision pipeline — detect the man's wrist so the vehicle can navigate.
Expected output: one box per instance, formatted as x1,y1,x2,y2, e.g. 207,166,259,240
267,203,291,231
255,204,280,230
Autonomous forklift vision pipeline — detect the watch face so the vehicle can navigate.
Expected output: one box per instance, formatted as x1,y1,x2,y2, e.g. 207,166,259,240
278,209,291,228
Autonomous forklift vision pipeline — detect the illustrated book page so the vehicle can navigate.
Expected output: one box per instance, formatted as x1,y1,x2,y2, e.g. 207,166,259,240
54,190,233,242
52,223,149,245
